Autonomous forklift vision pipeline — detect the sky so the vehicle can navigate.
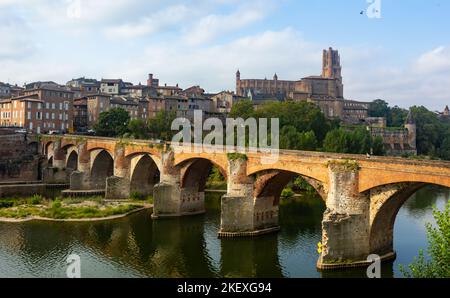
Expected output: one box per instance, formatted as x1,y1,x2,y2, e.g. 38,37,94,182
0,0,449,111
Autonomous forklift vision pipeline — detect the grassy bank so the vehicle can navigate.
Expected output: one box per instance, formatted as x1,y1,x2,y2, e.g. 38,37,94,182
0,194,153,220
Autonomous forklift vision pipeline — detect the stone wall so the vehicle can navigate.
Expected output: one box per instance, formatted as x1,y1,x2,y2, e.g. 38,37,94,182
0,131,41,182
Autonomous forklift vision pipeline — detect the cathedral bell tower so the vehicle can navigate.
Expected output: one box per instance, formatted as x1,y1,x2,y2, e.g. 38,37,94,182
322,47,343,98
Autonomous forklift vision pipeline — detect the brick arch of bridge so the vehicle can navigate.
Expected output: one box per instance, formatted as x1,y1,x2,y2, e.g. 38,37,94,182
367,182,448,257
358,167,450,193
87,143,115,158
89,149,114,189
247,162,328,193
127,153,162,196
252,169,327,206
176,157,228,192
124,147,163,172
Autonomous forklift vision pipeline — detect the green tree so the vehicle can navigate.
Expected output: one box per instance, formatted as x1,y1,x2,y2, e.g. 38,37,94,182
400,201,450,278
148,110,177,141
94,108,130,137
229,100,254,119
254,101,333,143
369,99,390,118
298,131,318,151
372,136,385,156
410,106,444,157
128,118,149,139
438,136,450,161
280,125,301,150
388,106,408,127
323,127,373,154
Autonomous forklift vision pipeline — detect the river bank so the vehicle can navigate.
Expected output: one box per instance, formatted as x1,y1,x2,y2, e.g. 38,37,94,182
0,195,153,223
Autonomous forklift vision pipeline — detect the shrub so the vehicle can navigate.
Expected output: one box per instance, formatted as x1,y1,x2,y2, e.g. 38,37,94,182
130,192,145,200
29,194,43,205
0,201,14,209
281,188,295,199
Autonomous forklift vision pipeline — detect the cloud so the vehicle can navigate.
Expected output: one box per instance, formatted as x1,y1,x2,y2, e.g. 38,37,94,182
184,7,266,45
413,46,450,75
104,4,191,39
0,9,37,60
112,28,320,90
0,1,449,112
345,46,450,110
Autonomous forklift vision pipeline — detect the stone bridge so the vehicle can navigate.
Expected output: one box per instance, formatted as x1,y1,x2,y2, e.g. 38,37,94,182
41,135,450,270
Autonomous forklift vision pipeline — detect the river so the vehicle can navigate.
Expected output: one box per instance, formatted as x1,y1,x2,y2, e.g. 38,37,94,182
0,185,448,278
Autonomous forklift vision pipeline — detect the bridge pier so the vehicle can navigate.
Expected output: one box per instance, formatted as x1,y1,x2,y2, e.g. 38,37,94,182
105,145,131,200
69,142,92,190
43,140,70,183
152,151,205,218
317,161,373,269
219,158,280,237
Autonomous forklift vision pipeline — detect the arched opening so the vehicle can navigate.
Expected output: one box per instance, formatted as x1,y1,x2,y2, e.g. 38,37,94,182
252,170,326,231
181,159,222,193
130,154,160,197
90,150,114,190
178,158,227,215
66,151,78,171
369,183,450,259
44,141,53,156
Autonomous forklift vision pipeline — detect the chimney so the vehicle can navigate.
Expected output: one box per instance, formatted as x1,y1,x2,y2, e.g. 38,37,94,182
147,74,153,87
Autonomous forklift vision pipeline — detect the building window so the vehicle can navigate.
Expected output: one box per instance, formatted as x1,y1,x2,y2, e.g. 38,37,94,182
51,113,55,120
28,102,32,109
52,103,55,109
46,112,49,119
27,112,31,120
46,102,50,109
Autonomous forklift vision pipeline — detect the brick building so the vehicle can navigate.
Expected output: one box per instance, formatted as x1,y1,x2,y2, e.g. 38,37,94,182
0,86,74,134
236,47,370,123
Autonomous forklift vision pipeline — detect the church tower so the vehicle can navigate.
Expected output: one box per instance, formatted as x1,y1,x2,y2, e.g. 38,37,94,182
236,69,241,96
322,47,343,98
322,47,342,81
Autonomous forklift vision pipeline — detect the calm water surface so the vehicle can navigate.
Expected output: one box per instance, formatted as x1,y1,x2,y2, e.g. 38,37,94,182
0,185,448,278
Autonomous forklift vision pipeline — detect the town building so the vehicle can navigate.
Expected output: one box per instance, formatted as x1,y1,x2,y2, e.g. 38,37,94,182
126,84,156,98
0,86,74,134
0,82,11,98
72,93,151,131
156,84,182,97
100,79,126,95
24,81,63,90
147,73,159,88
86,94,111,128
9,85,25,97
73,97,88,132
110,96,140,120
210,91,247,114
67,77,100,97
368,112,417,156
